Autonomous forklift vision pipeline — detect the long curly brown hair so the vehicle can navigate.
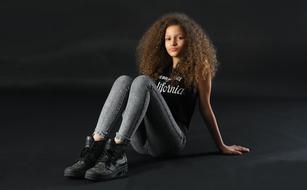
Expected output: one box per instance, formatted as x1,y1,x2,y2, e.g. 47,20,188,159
136,12,220,90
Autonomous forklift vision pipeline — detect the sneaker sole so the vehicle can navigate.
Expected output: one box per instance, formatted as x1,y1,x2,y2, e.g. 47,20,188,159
84,165,128,181
64,171,85,179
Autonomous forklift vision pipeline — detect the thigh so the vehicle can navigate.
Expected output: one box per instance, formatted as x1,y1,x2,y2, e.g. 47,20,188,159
142,75,187,157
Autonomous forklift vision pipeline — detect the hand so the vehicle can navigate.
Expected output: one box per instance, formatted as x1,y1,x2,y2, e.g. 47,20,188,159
219,144,250,155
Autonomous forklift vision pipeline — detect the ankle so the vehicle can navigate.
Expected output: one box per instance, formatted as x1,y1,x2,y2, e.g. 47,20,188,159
93,133,106,141
114,137,123,144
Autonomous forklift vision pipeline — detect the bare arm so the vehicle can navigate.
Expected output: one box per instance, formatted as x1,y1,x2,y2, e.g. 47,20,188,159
196,70,225,149
195,66,250,155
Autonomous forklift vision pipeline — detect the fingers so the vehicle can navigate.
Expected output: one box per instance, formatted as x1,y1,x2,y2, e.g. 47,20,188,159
222,144,250,155
238,147,250,152
233,150,242,155
234,145,250,152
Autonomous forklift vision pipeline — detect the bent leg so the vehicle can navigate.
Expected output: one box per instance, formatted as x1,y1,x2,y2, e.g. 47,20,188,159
93,75,133,138
115,75,187,157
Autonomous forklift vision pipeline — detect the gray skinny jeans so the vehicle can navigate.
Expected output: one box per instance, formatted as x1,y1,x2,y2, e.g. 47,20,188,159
93,75,187,157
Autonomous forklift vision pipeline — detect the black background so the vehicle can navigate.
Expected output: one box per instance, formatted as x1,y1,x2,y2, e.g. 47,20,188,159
1,0,306,97
1,1,307,190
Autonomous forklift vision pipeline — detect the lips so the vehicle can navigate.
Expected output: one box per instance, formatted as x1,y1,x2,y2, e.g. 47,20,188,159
170,48,178,52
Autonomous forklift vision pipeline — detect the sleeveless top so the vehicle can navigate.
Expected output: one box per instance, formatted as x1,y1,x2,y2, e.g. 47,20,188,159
154,65,198,135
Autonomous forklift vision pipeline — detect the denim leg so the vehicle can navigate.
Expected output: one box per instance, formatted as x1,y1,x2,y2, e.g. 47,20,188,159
115,75,151,143
93,75,133,137
129,119,149,155
115,75,187,157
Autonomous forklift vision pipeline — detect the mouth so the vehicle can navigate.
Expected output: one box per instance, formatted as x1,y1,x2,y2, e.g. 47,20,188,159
170,48,178,52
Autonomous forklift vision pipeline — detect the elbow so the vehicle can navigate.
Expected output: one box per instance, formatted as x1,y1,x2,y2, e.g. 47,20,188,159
199,102,212,116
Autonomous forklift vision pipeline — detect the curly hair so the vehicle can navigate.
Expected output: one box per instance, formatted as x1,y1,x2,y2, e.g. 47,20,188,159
136,12,220,90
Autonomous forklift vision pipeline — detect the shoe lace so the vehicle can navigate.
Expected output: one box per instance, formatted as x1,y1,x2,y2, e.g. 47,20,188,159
72,147,91,164
97,149,124,168
96,148,112,163
81,147,90,157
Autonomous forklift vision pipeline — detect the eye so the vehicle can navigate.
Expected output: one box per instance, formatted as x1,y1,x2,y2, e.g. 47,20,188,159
165,38,171,41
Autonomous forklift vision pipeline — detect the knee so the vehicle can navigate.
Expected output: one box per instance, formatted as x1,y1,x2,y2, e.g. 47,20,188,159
114,75,133,85
131,75,152,87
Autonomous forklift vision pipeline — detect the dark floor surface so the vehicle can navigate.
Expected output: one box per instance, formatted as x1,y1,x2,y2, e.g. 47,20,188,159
1,90,307,190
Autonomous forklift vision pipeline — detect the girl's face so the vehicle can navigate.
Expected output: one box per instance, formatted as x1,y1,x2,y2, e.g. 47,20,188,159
164,25,186,58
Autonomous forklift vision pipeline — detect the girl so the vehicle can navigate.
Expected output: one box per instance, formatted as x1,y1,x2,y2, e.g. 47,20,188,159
64,12,250,181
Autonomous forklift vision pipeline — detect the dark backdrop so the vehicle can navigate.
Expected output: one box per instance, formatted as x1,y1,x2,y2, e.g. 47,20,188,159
1,1,307,189
0,0,306,98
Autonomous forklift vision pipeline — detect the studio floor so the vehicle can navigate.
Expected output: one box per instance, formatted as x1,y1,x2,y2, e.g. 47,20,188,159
1,90,306,190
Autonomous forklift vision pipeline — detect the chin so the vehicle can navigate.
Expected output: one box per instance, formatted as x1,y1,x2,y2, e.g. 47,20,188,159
169,53,179,57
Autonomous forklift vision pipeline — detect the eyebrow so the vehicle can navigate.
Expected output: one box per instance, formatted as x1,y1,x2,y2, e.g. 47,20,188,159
165,34,185,37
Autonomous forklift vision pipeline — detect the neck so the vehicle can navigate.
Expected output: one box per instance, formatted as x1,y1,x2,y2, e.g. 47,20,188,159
172,57,180,69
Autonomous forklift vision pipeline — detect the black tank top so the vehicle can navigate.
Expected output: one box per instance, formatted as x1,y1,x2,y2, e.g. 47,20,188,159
154,65,198,135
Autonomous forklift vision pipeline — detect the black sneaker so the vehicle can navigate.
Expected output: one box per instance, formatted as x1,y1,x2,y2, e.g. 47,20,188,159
85,138,129,181
64,136,108,178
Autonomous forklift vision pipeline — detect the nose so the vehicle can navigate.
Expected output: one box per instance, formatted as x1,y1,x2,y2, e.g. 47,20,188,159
171,39,177,46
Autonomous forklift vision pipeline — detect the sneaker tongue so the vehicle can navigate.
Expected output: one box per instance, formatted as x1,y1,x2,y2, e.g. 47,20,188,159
85,136,94,147
104,139,113,150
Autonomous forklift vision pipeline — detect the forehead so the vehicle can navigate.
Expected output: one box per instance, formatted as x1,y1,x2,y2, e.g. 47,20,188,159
165,25,185,35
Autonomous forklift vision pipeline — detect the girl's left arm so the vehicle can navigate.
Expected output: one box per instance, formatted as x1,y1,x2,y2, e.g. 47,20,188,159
196,68,250,155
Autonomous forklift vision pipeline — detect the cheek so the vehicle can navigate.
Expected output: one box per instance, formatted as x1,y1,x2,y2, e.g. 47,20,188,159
175,43,184,53
165,41,170,48
164,43,171,53
179,40,186,48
